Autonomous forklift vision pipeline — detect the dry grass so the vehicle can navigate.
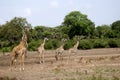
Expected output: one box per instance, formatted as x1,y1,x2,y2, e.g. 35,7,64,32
0,48,120,80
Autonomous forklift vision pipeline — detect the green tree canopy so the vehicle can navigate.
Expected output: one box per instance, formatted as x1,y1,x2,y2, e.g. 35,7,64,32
96,25,114,38
111,20,120,33
111,20,120,38
62,11,95,38
0,17,31,45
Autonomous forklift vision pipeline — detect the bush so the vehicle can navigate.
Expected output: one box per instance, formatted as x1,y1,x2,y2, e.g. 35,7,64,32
1,38,120,52
64,40,76,50
45,39,61,50
28,40,42,51
93,39,108,48
1,47,12,52
108,39,120,48
79,39,93,49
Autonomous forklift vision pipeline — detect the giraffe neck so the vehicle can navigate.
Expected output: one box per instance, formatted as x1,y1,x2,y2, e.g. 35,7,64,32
41,39,46,47
20,31,27,47
60,43,64,49
73,41,79,49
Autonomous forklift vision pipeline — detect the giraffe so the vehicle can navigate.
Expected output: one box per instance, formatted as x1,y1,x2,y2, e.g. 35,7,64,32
38,38,48,64
55,39,67,61
68,36,85,61
68,40,79,56
10,28,28,71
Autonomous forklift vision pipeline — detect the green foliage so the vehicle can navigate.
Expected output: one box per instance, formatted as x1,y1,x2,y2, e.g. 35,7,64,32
64,40,75,50
33,26,65,39
0,17,31,45
93,39,108,48
28,40,42,51
0,13,120,52
62,11,95,38
77,39,120,49
58,25,70,35
45,39,61,50
0,40,10,47
111,20,120,33
108,39,120,48
111,20,120,38
96,25,113,38
1,47,12,52
79,39,93,49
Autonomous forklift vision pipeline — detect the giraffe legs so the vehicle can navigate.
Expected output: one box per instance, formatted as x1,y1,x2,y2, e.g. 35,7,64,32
10,56,25,71
10,56,17,71
67,50,71,64
55,52,63,62
39,53,42,64
60,54,63,61
39,51,45,64
14,59,17,70
42,52,45,63
22,54,25,71
20,54,25,71
55,53,58,61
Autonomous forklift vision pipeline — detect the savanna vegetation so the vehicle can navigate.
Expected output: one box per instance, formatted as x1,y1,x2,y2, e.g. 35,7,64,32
0,11,120,52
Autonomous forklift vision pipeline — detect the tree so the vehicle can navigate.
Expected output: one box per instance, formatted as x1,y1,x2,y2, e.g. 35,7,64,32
111,20,120,33
96,25,114,38
111,20,120,38
0,17,31,45
32,26,62,40
62,11,95,38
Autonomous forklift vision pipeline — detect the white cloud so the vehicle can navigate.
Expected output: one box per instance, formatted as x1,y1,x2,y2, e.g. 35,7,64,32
24,8,32,17
50,1,59,8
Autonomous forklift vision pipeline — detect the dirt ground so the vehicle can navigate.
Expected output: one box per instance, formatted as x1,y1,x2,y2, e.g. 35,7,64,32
0,48,120,80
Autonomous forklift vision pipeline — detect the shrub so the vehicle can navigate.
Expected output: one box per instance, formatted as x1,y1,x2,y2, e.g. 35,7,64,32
45,39,61,50
93,39,108,48
45,40,53,50
1,47,12,52
108,39,120,48
79,39,93,49
28,40,42,51
64,40,75,50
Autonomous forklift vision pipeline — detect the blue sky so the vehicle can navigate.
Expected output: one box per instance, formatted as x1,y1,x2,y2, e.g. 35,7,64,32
0,0,120,27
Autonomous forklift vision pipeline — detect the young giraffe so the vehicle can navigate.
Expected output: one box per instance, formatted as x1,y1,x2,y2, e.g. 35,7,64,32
10,28,28,71
68,40,79,61
38,38,48,64
55,39,67,61
68,36,85,61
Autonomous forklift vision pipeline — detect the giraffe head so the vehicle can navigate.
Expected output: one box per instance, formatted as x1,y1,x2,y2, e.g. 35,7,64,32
23,26,30,34
44,37,49,41
74,35,85,42
61,38,67,43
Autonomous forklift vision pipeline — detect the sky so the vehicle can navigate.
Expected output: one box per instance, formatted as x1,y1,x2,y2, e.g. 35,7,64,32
0,0,120,27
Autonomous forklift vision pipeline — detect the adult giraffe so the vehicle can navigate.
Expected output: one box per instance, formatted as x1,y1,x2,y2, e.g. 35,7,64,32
10,27,29,71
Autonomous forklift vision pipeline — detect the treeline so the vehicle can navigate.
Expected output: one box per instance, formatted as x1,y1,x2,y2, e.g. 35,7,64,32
0,11,120,52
